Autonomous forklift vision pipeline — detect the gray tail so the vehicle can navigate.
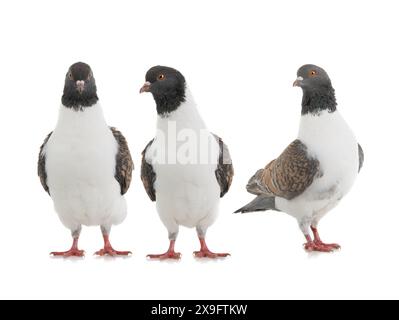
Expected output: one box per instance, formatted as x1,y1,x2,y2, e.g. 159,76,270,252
234,195,276,214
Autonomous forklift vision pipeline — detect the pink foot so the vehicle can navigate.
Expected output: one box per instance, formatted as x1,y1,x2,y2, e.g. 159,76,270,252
51,249,85,257
147,240,181,260
95,235,131,257
50,238,84,257
314,241,341,251
310,226,341,252
147,252,182,260
303,242,335,253
95,247,131,256
194,238,230,259
193,249,230,258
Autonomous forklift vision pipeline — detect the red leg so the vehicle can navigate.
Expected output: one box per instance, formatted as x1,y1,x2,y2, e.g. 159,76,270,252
147,240,182,260
303,232,339,253
95,235,131,256
311,226,341,251
303,234,335,253
193,238,230,259
50,238,85,257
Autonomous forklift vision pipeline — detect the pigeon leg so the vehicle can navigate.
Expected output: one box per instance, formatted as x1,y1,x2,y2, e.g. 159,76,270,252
50,237,85,257
147,240,182,260
95,235,131,256
193,238,230,259
311,226,341,251
303,233,338,252
95,226,131,256
300,219,335,252
303,234,334,252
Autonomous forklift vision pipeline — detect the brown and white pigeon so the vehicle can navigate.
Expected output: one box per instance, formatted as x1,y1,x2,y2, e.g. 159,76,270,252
140,66,234,259
38,62,133,257
235,64,364,252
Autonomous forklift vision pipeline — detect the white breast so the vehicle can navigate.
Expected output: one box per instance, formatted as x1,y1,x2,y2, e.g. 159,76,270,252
146,89,220,230
298,110,359,199
275,110,360,221
44,104,126,230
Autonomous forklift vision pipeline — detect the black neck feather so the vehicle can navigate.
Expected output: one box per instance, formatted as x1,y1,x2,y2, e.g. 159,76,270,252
154,88,186,116
301,86,337,116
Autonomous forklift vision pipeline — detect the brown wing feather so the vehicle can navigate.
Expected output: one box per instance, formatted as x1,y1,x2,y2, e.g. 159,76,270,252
248,139,320,200
110,127,134,195
141,139,156,201
213,134,234,197
38,132,52,195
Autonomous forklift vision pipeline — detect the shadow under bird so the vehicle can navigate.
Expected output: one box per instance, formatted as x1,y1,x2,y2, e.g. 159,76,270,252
38,62,134,257
235,64,364,252
140,66,234,259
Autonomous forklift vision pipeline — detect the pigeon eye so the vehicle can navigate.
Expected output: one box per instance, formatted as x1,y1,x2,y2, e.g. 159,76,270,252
68,72,73,80
158,74,165,81
310,70,317,77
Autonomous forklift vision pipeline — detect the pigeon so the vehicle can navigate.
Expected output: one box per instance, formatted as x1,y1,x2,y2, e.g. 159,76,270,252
140,66,234,259
38,62,133,257
235,64,364,252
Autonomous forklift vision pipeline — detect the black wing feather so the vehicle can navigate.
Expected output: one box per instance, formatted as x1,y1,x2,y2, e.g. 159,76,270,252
110,127,134,195
213,134,234,198
141,139,156,201
38,132,52,195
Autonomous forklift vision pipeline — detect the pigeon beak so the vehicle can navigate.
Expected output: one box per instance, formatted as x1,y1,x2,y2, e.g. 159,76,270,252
76,80,85,94
293,76,303,87
140,81,151,94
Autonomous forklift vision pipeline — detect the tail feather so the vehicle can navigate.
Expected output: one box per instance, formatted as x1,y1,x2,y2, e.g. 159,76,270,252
234,195,276,213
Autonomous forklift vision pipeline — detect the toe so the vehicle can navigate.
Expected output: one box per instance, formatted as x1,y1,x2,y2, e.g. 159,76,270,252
194,250,229,259
148,252,181,260
114,250,132,256
94,250,105,256
216,253,230,257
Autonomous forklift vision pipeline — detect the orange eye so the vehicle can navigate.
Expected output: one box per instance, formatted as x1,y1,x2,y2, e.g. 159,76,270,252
158,74,165,81
310,70,317,77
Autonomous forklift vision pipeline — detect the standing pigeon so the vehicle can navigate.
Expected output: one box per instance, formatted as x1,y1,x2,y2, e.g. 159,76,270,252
38,62,133,257
140,66,234,259
235,64,364,252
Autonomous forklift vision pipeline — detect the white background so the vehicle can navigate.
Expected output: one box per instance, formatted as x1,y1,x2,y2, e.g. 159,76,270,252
0,0,397,300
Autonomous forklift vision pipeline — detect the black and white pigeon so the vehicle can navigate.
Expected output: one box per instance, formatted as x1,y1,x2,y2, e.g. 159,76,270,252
235,64,364,252
38,62,133,257
140,66,234,259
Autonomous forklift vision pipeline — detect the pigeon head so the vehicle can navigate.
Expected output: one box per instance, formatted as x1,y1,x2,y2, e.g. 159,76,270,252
140,66,186,116
62,62,98,111
293,64,332,90
293,64,337,115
